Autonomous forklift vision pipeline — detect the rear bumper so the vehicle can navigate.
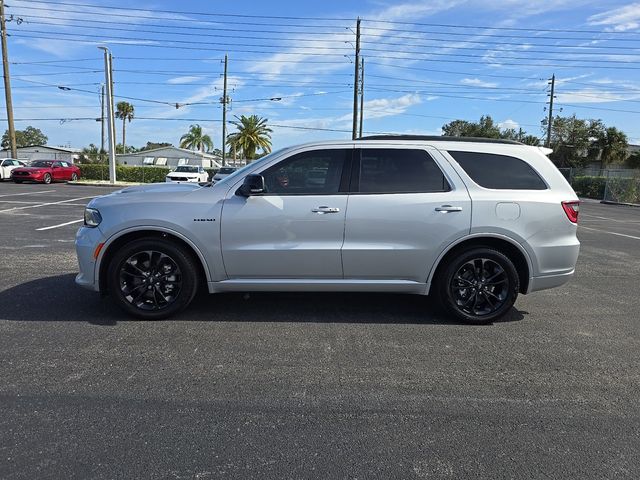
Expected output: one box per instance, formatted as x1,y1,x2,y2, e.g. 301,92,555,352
527,269,575,293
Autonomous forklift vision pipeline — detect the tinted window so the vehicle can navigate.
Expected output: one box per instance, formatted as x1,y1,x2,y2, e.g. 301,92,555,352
449,151,547,190
262,149,349,195
358,149,449,193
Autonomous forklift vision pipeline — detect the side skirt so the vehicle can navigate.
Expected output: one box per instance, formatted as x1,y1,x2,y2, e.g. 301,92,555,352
207,279,428,295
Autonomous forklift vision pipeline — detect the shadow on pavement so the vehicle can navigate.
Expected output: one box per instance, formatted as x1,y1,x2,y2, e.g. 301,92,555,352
0,273,526,326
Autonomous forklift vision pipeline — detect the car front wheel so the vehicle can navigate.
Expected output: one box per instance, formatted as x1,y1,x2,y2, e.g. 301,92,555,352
42,173,52,184
437,247,519,324
107,237,199,320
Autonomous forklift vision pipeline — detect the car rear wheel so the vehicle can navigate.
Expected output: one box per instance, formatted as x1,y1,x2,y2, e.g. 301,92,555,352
43,173,52,184
437,247,519,324
107,238,199,320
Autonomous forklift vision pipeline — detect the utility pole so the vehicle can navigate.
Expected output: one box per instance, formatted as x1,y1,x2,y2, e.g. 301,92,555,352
1,0,17,158
351,17,361,140
100,84,105,159
545,73,555,148
221,54,228,166
99,47,116,184
358,57,364,138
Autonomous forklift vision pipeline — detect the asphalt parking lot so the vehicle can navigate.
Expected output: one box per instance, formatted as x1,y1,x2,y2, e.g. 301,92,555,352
0,181,638,479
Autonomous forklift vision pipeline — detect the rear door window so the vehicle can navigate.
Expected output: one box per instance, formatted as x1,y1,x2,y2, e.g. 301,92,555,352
357,148,450,193
449,151,547,190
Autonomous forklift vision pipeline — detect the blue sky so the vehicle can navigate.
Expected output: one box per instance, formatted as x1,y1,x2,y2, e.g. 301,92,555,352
3,0,640,151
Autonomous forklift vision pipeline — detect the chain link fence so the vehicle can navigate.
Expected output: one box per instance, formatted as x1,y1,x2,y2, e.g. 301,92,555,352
558,168,640,205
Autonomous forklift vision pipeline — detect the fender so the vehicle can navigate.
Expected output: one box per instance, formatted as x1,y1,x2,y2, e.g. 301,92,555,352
94,225,214,290
425,232,535,294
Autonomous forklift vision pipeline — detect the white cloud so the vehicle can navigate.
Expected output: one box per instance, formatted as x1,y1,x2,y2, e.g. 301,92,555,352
499,119,519,130
556,89,640,104
461,78,498,88
167,76,204,85
588,3,640,32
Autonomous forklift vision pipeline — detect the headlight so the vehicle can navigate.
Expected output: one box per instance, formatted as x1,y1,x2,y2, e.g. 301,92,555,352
84,208,102,227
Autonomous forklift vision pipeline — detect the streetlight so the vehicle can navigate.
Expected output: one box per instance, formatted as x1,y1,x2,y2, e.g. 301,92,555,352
98,46,116,184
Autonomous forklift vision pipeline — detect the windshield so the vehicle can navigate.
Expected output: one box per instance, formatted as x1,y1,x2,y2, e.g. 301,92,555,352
175,166,198,173
214,149,290,185
31,161,53,168
218,167,236,174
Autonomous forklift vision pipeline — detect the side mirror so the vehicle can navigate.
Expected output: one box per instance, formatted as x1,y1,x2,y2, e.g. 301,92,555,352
237,174,265,197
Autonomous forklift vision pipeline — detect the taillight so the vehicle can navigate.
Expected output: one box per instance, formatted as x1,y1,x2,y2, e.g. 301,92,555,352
562,201,580,223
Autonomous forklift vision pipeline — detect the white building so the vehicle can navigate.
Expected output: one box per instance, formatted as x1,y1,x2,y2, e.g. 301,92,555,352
0,145,81,163
117,146,222,169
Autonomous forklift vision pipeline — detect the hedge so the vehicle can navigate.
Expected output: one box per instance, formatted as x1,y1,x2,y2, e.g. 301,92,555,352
605,177,640,204
571,175,607,199
79,164,171,183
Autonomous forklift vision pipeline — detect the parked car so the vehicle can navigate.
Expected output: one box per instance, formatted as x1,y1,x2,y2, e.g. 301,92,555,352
212,166,237,182
0,158,25,181
165,165,209,183
11,160,80,184
75,136,580,323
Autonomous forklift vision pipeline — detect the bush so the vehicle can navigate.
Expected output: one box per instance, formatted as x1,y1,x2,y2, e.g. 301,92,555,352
78,164,171,183
605,177,640,204
572,176,607,199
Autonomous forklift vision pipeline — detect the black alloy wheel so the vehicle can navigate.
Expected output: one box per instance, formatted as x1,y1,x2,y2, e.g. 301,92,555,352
438,247,519,324
107,238,199,319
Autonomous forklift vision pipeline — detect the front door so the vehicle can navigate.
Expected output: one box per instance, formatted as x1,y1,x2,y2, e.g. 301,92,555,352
342,146,472,283
221,148,352,279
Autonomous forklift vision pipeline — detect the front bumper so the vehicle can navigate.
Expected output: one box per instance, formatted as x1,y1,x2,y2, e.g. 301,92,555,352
75,225,106,292
12,172,45,182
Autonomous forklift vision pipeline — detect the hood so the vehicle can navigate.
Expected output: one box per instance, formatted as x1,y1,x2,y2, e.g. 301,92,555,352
166,171,200,177
117,182,203,194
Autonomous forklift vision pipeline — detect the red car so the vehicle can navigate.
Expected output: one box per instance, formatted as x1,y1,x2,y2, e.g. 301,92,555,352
11,160,81,184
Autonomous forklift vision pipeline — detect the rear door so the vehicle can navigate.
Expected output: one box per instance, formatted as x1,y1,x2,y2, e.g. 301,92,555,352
342,146,471,282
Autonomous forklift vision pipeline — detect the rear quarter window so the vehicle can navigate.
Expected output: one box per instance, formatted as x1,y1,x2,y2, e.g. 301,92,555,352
449,151,547,190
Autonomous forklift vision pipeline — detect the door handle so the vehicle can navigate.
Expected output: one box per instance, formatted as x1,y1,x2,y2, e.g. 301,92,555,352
435,205,463,213
312,206,340,214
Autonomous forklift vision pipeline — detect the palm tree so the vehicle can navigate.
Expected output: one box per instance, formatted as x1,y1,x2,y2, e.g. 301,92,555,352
227,115,272,161
115,102,134,152
180,124,214,152
598,127,628,168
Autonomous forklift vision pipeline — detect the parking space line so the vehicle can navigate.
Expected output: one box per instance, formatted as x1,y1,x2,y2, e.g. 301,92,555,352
581,213,640,224
0,189,56,198
0,195,94,214
36,219,84,231
579,225,640,241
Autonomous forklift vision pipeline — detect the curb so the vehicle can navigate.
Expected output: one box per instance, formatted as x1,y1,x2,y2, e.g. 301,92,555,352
600,200,640,208
67,181,143,188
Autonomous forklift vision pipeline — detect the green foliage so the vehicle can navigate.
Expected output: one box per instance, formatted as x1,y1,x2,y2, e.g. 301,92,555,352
116,143,137,154
1,126,48,148
78,164,171,183
180,124,213,152
140,141,173,151
626,152,640,169
78,144,105,163
115,101,135,150
571,176,607,199
227,114,273,160
442,115,502,139
605,177,640,204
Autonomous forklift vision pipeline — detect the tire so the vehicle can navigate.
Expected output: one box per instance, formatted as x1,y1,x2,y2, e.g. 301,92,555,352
43,173,52,184
436,247,519,324
71,172,78,181
106,237,199,320
13,179,22,184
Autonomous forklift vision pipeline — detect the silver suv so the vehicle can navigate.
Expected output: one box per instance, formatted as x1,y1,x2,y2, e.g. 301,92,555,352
76,136,580,324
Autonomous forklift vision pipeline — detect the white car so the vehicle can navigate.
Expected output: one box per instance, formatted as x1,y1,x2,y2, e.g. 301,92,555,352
76,136,580,323
165,166,208,183
212,167,237,182
0,158,25,180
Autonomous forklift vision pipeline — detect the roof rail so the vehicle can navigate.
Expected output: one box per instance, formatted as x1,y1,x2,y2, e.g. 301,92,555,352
357,135,523,145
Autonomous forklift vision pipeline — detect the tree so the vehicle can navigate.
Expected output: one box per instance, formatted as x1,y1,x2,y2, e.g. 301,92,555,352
78,144,102,163
140,141,172,151
442,115,501,139
545,115,592,167
116,144,137,154
115,101,135,152
179,124,213,152
226,115,273,161
1,126,48,148
594,126,628,168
